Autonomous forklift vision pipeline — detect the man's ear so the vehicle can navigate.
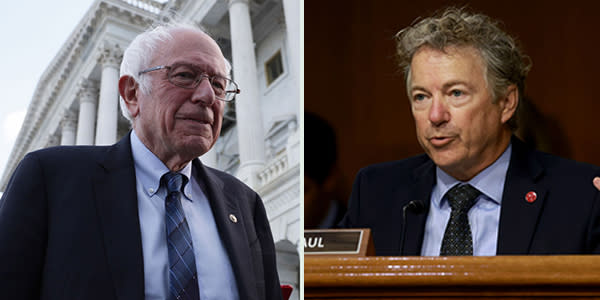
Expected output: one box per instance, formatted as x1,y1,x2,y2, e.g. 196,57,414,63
500,84,518,124
119,75,140,119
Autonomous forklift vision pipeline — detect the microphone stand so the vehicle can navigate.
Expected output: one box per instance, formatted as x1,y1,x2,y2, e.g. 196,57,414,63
400,200,424,255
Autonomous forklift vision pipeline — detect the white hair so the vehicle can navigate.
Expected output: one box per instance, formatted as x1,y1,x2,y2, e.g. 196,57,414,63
119,22,232,122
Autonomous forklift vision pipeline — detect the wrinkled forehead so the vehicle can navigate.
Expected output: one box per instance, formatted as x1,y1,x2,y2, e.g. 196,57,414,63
153,28,227,76
408,45,487,81
412,45,484,65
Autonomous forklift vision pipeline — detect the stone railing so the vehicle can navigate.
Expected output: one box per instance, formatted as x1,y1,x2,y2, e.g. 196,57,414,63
117,0,166,14
258,151,288,186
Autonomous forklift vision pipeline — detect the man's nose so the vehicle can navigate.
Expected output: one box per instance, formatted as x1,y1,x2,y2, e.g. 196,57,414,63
191,77,216,106
428,97,450,126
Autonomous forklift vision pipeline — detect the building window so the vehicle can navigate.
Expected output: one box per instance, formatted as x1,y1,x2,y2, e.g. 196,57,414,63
265,50,284,86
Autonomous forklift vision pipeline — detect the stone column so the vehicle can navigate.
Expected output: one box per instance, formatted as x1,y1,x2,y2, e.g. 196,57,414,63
76,79,99,145
45,135,59,148
95,43,122,145
60,110,77,146
228,0,266,189
282,0,300,117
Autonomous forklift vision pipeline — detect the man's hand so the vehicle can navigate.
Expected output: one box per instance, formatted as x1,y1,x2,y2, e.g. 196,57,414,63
594,177,600,191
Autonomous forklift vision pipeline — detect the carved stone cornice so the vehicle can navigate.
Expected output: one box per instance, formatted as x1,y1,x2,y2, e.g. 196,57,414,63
98,42,123,68
60,110,78,130
102,0,166,16
157,0,188,22
78,78,100,104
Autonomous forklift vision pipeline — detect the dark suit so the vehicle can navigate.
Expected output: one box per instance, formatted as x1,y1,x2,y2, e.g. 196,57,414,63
340,136,600,255
0,134,282,300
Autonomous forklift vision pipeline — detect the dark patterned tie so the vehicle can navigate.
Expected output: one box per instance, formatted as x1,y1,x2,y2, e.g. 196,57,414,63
162,172,200,300
440,183,481,256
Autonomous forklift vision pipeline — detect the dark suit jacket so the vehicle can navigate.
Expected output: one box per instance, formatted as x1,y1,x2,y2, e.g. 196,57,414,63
340,136,600,255
0,134,282,300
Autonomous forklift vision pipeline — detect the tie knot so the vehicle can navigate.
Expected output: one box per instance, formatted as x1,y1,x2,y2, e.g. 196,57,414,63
161,172,187,194
446,183,480,212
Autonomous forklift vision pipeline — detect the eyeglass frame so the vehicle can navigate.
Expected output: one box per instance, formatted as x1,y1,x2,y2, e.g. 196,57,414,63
138,64,240,102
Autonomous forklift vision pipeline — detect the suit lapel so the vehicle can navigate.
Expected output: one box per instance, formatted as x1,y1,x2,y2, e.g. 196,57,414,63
193,160,256,299
93,134,145,300
402,159,436,255
497,137,547,254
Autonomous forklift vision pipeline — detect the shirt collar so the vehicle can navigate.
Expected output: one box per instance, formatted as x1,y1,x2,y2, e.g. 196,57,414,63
433,143,512,208
130,130,192,200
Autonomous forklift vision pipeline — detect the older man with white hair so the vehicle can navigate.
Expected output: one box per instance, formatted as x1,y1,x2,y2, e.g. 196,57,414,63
0,23,282,300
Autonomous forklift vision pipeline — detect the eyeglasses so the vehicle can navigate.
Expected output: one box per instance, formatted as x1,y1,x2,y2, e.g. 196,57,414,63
138,64,240,102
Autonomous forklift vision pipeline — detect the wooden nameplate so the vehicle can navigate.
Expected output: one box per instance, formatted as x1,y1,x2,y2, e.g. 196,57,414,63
304,228,375,256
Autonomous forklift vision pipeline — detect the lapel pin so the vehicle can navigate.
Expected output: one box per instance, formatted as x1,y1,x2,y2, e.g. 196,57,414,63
229,214,238,223
525,191,537,203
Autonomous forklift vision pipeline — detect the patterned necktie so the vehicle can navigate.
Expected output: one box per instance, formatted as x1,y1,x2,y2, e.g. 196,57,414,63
162,172,200,300
440,183,481,256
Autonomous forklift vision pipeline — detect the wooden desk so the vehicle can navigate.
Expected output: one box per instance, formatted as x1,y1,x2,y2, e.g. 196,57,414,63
305,256,600,299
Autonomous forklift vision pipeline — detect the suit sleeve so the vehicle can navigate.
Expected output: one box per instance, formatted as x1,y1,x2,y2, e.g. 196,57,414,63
0,153,48,299
253,193,283,300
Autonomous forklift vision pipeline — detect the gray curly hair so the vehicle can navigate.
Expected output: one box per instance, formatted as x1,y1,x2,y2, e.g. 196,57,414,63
395,7,531,130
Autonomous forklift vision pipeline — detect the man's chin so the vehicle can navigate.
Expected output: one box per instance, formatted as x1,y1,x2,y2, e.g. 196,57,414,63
176,135,214,157
427,151,462,171
430,154,477,181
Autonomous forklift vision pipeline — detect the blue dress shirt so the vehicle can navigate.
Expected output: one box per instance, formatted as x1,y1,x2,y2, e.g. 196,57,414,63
421,143,512,256
131,131,239,299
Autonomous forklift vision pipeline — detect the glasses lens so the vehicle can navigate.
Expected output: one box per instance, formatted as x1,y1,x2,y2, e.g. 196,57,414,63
211,76,229,98
168,65,197,88
167,64,238,101
222,79,238,101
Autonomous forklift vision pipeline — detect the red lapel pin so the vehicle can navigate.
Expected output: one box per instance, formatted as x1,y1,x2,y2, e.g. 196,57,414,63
525,191,537,203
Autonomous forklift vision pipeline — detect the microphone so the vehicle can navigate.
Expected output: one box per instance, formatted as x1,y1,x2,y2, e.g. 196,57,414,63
400,200,425,255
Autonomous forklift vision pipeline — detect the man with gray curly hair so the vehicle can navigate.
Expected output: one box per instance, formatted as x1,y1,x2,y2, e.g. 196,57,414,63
0,23,283,300
340,7,600,256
